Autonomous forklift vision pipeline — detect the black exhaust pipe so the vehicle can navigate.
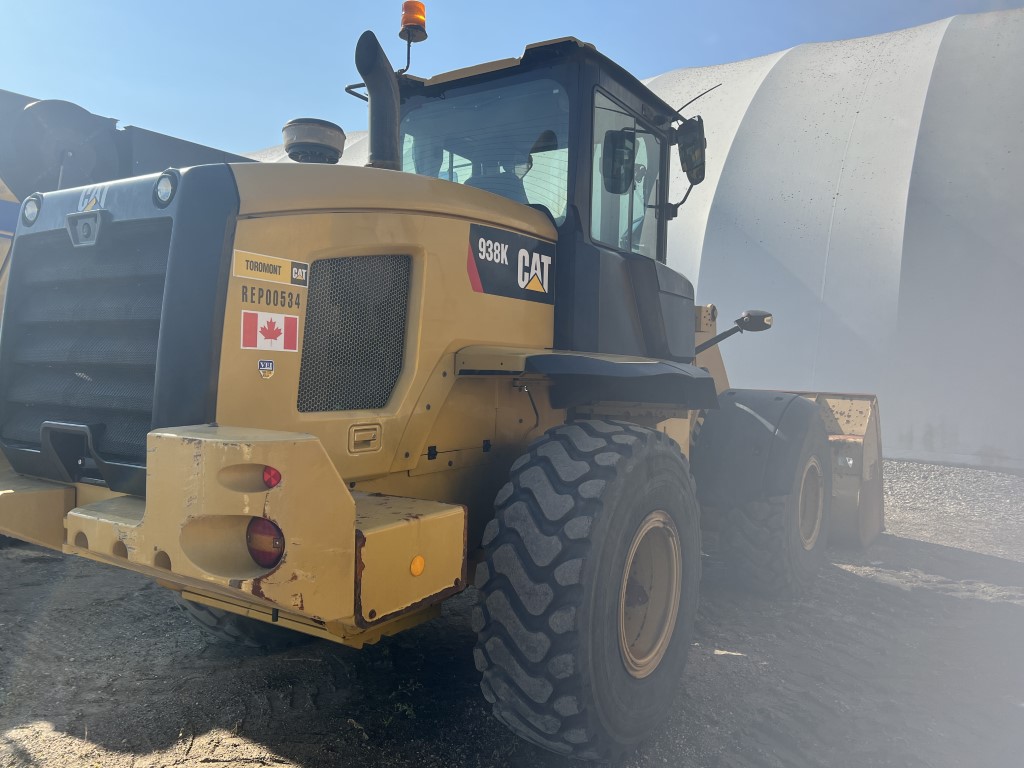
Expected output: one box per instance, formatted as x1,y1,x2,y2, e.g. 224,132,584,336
355,31,401,171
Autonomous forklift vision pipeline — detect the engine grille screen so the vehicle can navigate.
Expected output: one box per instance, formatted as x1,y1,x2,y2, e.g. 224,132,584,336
0,220,171,462
297,255,411,412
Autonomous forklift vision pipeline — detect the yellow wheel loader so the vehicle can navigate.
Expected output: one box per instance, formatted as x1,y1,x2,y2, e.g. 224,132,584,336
0,10,883,760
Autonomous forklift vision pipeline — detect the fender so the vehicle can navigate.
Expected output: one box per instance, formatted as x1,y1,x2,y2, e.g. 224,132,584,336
690,389,822,507
455,346,719,410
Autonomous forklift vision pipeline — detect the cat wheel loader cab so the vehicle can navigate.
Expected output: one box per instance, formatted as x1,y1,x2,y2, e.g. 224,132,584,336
0,12,884,762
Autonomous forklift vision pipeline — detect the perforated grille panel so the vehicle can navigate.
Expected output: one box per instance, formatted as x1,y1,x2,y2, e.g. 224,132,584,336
297,255,411,412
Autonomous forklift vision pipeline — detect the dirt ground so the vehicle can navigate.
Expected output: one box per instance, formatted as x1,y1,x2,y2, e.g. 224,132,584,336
1,459,1023,768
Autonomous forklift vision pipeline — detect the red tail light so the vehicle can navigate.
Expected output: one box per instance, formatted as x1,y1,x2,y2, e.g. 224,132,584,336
246,517,285,569
262,465,282,489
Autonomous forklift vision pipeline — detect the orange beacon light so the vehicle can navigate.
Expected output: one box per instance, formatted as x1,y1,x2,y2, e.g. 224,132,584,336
400,2,428,43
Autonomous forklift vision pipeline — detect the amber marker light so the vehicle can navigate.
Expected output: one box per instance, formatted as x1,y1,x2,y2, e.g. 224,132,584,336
400,1,427,43
247,517,285,569
410,555,426,577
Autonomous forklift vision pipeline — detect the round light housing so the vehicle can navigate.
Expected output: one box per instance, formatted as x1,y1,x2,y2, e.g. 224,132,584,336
400,1,427,42
154,172,177,206
22,195,41,226
262,465,282,489
246,517,285,569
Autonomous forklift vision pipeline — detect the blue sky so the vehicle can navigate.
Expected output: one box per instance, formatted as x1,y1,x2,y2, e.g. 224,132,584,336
2,0,1019,153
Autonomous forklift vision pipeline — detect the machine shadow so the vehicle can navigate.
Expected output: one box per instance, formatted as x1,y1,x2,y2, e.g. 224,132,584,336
0,544,562,767
654,535,1024,768
2,534,1023,768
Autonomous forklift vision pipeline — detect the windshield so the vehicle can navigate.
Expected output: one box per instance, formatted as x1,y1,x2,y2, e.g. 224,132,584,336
400,76,571,224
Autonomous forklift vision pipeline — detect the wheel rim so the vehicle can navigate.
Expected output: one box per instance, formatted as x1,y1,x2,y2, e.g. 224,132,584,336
798,456,824,551
618,510,682,679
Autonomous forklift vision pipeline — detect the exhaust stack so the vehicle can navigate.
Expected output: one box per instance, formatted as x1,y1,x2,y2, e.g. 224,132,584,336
355,31,401,171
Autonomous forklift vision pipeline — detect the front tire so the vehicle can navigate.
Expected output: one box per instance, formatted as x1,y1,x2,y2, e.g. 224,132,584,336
720,416,832,595
473,421,700,760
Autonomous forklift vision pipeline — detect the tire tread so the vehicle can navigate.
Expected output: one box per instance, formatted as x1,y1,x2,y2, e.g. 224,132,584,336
719,418,831,596
475,420,695,759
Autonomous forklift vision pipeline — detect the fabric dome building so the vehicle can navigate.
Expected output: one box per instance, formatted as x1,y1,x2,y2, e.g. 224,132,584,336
645,9,1023,471
256,9,1022,471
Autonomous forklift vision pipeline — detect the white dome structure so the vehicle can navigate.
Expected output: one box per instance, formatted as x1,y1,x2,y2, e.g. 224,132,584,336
254,10,1023,471
646,9,1023,471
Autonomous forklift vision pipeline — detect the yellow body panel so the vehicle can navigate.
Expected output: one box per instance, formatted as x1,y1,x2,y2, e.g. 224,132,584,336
216,164,565,515
694,305,730,393
55,424,473,645
355,493,466,626
66,425,357,622
230,163,557,238
0,453,73,550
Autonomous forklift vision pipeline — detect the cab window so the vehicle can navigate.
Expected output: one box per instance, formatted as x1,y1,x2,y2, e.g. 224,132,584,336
400,77,570,224
591,91,662,258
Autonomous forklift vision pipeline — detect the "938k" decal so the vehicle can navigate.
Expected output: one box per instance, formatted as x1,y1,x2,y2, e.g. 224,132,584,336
466,224,555,305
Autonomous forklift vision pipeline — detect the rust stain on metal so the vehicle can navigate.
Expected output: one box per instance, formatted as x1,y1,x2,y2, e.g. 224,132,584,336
352,505,469,630
354,529,367,585
353,529,369,625
250,576,267,600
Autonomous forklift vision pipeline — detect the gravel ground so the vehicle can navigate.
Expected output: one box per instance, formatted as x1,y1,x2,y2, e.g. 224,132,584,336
1,459,1023,768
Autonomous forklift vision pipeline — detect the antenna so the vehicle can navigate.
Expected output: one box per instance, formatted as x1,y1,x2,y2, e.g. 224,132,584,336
674,83,722,117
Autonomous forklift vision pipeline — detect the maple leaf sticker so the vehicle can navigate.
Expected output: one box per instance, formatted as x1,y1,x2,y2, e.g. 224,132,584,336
242,311,298,352
260,318,283,343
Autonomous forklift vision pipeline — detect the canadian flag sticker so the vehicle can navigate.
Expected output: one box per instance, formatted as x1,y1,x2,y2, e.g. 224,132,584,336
241,311,299,352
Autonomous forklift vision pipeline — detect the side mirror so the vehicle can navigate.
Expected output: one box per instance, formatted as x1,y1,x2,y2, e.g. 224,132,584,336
736,310,773,332
694,308,773,355
602,128,636,195
676,116,706,185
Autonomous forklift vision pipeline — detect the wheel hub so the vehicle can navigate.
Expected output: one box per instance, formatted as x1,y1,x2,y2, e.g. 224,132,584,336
618,510,682,679
798,456,824,550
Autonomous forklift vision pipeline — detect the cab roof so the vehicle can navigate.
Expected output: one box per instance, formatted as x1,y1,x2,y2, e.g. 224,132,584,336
401,37,678,123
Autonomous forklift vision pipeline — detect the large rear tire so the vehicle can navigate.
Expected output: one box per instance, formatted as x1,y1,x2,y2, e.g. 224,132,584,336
174,595,312,651
720,416,832,595
473,421,700,761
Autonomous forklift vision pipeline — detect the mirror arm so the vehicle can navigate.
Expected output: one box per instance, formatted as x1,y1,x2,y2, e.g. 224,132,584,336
695,324,742,355
662,183,694,221
695,310,774,354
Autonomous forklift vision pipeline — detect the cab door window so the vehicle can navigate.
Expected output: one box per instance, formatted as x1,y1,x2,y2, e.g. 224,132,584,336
591,91,663,258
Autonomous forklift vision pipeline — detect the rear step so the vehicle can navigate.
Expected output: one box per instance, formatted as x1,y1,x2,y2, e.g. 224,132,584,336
0,459,72,550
